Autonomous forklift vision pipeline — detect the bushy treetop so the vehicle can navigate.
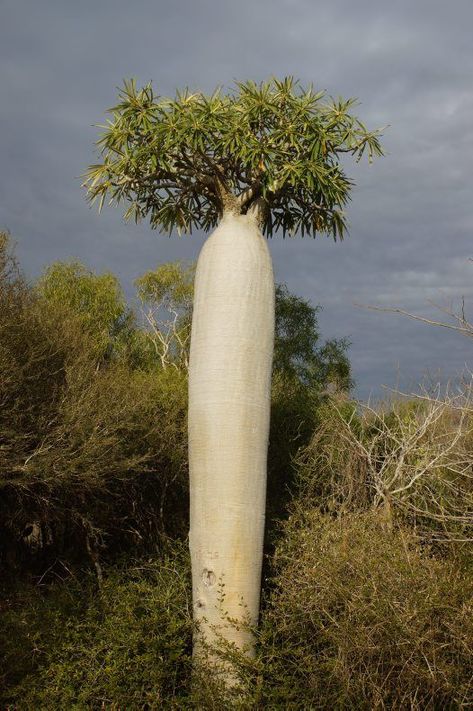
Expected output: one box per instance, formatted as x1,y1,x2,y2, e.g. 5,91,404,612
85,77,383,238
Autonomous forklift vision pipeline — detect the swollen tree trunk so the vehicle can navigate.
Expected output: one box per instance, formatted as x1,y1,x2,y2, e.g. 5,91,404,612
188,207,274,665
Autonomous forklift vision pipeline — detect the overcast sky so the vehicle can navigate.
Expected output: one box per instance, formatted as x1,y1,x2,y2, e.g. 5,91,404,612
1,0,472,398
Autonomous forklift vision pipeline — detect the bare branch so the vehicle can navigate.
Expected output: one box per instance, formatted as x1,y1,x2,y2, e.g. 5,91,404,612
355,303,473,337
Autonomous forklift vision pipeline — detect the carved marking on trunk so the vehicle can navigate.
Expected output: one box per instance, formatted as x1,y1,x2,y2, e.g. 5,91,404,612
202,568,216,587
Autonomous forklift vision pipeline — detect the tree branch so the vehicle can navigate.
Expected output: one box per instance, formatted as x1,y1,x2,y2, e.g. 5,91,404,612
237,181,261,208
355,303,473,337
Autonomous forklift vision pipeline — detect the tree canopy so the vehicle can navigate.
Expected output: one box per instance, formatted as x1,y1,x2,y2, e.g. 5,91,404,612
135,262,195,370
38,262,128,336
37,261,133,359
85,77,383,238
274,284,352,391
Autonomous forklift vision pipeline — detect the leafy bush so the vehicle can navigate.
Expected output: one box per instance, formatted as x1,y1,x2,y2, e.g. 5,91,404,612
0,545,193,709
295,398,369,514
5,513,470,710
0,234,189,574
268,285,352,522
37,260,133,359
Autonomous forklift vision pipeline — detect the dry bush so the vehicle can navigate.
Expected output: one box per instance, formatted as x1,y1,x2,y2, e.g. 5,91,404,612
260,509,473,709
297,392,473,546
295,398,370,514
0,358,189,572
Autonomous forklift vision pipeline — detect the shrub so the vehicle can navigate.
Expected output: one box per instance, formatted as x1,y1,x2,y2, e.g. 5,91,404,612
295,397,368,515
0,544,193,709
0,235,189,574
0,356,189,571
3,513,472,710
259,509,473,709
296,395,473,547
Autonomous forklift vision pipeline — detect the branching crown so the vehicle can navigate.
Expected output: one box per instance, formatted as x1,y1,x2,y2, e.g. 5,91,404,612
85,77,383,238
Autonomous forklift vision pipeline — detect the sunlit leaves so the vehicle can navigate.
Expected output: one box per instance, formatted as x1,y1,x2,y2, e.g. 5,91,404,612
135,261,195,306
84,77,384,238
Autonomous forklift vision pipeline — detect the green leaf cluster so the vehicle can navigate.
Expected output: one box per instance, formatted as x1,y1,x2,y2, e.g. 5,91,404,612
274,283,352,389
37,261,132,357
135,261,195,306
85,77,383,238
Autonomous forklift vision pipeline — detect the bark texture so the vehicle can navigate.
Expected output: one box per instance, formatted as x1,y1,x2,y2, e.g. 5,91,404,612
188,209,274,659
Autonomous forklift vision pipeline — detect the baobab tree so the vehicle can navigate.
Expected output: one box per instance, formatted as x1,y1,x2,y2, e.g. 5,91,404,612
85,77,383,670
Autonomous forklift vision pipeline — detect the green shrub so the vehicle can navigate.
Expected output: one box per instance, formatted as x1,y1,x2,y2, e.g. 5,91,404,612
0,236,189,573
2,513,472,709
1,545,193,709
37,260,133,360
267,282,352,524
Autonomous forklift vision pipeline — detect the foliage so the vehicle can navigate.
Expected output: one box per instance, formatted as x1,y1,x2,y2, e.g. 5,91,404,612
38,261,131,344
3,514,472,710
0,545,193,709
135,261,195,369
136,261,195,306
0,236,352,573
274,283,351,390
268,285,352,520
0,237,71,491
85,77,383,237
0,236,189,573
5,232,472,708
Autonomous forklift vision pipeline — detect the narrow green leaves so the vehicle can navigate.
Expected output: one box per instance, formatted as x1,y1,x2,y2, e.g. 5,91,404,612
84,77,384,238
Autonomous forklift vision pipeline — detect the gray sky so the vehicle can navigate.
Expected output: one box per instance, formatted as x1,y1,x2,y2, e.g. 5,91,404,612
1,0,472,398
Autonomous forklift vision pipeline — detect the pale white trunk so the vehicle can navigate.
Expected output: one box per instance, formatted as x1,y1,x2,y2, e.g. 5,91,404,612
188,209,274,662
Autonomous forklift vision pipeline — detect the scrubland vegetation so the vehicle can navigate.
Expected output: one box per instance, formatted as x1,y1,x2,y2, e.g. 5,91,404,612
1,231,472,709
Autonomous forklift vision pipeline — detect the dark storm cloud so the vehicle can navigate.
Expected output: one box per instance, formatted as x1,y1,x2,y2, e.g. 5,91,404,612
1,0,472,397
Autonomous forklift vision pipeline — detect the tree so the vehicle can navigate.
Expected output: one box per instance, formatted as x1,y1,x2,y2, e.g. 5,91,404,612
37,261,133,361
269,284,352,520
134,259,353,522
85,76,382,674
135,261,195,370
274,283,352,391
